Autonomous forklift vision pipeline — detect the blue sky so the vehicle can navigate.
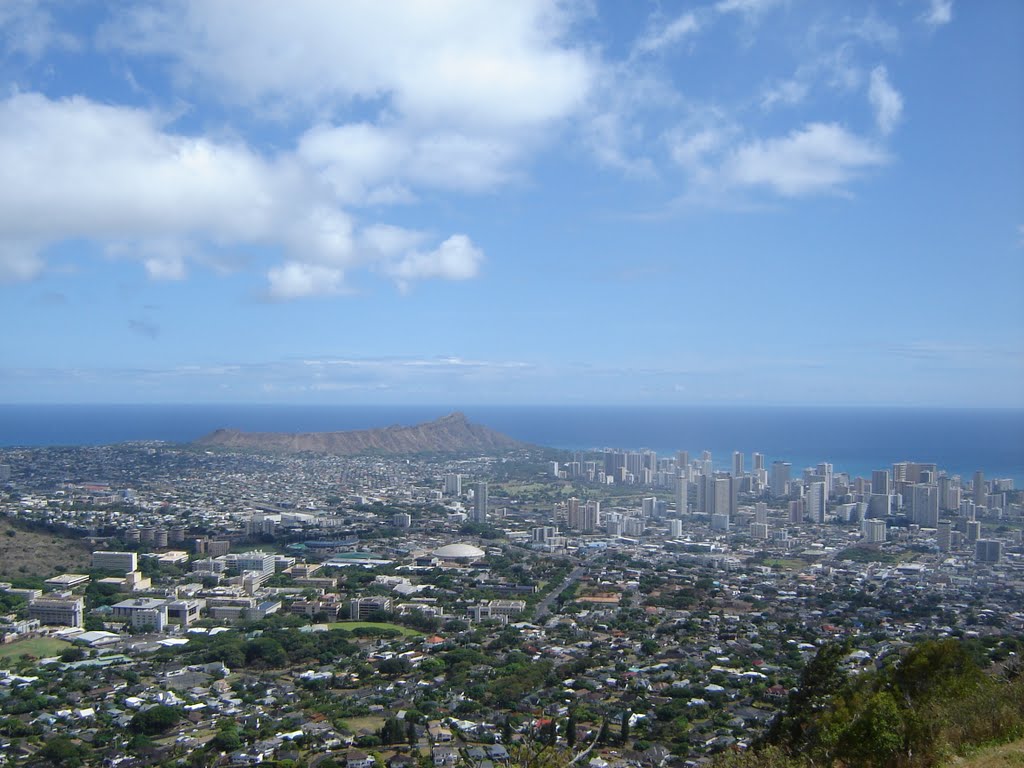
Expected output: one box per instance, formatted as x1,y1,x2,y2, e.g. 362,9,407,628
1,0,1022,406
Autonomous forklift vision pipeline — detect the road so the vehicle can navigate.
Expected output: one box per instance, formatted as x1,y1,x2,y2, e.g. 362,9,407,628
534,565,586,620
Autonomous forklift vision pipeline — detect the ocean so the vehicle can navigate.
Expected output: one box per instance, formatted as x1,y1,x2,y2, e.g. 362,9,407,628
0,404,1022,484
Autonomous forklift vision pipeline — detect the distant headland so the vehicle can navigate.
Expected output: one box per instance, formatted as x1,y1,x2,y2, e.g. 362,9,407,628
194,411,525,455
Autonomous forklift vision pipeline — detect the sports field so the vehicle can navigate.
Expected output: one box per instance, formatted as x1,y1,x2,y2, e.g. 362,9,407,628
0,637,72,661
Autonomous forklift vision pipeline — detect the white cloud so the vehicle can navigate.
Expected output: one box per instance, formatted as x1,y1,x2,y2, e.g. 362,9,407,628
298,121,522,202
267,263,345,300
715,0,783,17
666,115,738,187
0,0,78,59
0,241,44,282
723,122,889,196
583,111,655,176
633,12,700,55
107,239,192,281
387,235,484,288
761,78,809,109
101,0,593,131
921,0,953,28
0,92,483,294
868,65,903,135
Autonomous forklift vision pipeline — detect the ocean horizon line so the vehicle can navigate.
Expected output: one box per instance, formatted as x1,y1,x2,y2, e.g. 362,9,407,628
2,402,1023,411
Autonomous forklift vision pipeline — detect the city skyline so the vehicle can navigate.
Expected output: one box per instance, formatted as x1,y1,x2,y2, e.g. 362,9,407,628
1,1,1022,406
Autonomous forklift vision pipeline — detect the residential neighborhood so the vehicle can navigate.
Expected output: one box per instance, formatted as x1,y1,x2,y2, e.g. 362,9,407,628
0,443,1021,767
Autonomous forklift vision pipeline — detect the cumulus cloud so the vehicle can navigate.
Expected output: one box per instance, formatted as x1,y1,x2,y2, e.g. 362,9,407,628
387,235,484,289
267,262,346,300
101,0,592,130
722,122,889,196
921,0,953,28
868,65,903,135
0,92,485,295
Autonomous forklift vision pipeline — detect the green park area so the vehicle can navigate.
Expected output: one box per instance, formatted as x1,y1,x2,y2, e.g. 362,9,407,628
0,637,72,662
327,621,422,637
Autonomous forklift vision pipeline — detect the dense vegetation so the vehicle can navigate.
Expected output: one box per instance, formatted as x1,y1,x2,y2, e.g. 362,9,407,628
715,638,1024,768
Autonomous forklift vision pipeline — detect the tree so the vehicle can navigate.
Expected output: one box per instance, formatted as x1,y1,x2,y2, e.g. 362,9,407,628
597,719,610,745
244,636,288,668
763,641,849,751
129,705,181,735
38,736,88,767
620,710,630,745
566,712,576,749
60,646,86,662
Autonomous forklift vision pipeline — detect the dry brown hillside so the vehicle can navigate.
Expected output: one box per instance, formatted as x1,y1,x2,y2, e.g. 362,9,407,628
0,519,92,579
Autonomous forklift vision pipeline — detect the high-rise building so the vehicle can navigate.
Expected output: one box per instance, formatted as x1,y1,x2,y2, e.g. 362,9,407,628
974,539,1003,563
937,521,952,552
236,551,276,576
806,481,826,523
752,453,765,472
350,596,393,620
973,470,986,507
641,497,657,518
675,474,689,516
91,551,138,574
754,501,768,524
668,519,683,537
710,513,730,532
623,517,645,537
566,497,581,529
676,451,690,475
732,451,745,478
816,463,833,494
714,477,733,519
861,518,887,543
966,520,982,543
444,473,462,496
581,500,600,532
473,482,488,523
871,470,890,496
868,493,892,518
788,499,805,523
532,526,557,543
28,596,84,628
911,484,939,527
771,461,791,499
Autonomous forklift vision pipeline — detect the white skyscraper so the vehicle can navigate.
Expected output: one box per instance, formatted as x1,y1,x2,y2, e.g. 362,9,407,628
444,473,462,496
754,501,768,524
911,484,939,527
732,451,745,477
676,474,689,516
807,481,826,523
